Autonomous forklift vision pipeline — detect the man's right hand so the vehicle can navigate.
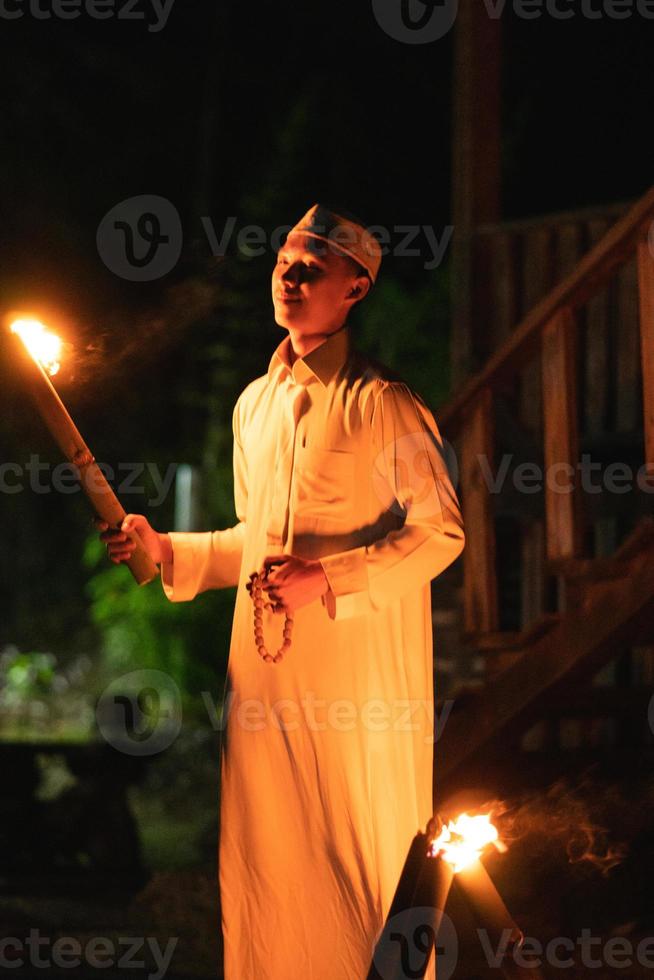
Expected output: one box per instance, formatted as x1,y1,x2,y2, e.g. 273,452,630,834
95,514,172,566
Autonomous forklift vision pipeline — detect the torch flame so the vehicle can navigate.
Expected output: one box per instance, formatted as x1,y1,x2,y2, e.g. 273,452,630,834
429,812,504,873
10,318,62,376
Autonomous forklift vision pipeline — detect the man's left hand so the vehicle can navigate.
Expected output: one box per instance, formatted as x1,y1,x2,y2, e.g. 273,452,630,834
260,555,329,613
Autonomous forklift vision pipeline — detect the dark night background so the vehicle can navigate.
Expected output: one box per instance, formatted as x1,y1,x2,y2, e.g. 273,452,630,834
0,2,653,977
1,2,653,660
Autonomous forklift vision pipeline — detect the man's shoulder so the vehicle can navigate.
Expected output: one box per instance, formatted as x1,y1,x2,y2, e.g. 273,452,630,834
346,350,404,386
237,373,269,404
344,350,421,405
342,351,441,436
231,373,270,435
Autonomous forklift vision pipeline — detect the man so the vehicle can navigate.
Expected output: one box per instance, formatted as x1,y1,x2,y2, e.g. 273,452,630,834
99,204,465,979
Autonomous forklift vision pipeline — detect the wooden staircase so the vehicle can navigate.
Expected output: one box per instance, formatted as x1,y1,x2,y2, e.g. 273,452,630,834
435,187,654,797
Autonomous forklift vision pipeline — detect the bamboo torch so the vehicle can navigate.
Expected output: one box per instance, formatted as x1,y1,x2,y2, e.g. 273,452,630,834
455,858,539,979
367,824,454,980
370,810,544,979
7,317,158,585
430,811,544,980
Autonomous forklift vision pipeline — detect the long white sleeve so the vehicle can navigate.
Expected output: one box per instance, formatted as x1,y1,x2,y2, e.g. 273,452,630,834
319,382,464,620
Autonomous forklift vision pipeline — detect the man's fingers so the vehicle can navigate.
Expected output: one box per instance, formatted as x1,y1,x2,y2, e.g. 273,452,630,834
96,515,140,565
121,513,149,534
111,552,134,563
263,554,289,571
100,530,127,543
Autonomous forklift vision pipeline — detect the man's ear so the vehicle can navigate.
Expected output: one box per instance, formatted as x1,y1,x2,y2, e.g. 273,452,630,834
347,275,372,304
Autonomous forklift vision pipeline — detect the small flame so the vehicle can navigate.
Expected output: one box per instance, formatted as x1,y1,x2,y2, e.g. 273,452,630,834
10,318,62,376
429,812,504,872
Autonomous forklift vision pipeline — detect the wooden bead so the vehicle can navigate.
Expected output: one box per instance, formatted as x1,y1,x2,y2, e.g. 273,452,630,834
249,571,293,663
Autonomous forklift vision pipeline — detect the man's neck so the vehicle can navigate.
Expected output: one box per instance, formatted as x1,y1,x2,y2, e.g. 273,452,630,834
287,324,346,363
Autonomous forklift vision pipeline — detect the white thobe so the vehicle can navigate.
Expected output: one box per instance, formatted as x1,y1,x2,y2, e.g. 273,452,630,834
160,326,465,979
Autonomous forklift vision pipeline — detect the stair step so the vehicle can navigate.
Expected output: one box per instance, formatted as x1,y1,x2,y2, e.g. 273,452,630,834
436,535,654,786
614,514,654,559
467,612,562,652
545,684,654,715
549,556,633,581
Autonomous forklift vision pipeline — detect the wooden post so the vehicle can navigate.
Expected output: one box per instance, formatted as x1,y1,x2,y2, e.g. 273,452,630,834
451,0,501,385
616,256,640,433
520,226,552,434
461,388,499,634
637,236,654,477
541,308,583,562
491,231,518,351
555,222,583,281
521,519,545,628
585,218,612,436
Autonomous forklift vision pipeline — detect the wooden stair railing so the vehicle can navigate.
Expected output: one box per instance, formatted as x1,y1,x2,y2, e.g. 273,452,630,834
434,186,654,784
439,185,654,638
437,516,654,784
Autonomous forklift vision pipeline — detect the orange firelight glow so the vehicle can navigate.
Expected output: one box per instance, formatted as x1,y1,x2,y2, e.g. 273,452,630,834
10,318,63,376
429,812,505,872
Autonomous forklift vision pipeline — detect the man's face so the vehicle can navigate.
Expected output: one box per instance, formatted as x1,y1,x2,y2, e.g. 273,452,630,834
271,233,368,336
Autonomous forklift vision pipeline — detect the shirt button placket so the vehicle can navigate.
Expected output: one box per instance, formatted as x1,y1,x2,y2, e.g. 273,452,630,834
267,378,304,547
280,383,307,547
